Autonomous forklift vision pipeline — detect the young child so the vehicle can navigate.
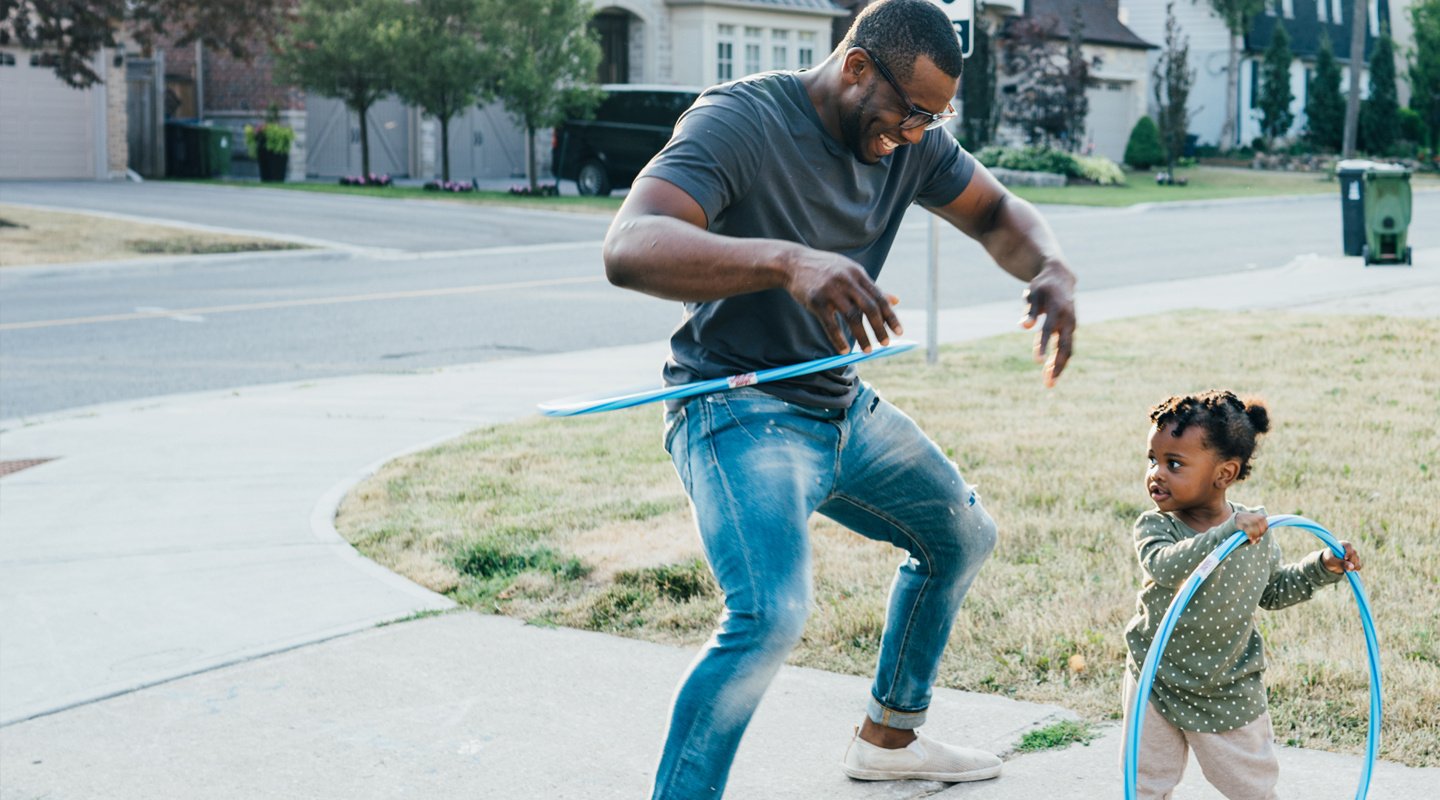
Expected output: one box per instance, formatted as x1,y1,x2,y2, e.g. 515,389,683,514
1122,390,1361,800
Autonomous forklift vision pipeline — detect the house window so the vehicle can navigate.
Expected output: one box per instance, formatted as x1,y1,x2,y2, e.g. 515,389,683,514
744,27,763,75
797,31,817,69
717,24,735,82
1317,0,1327,23
771,29,789,71
29,52,61,68
1250,59,1259,108
1281,0,1293,19
1332,0,1343,25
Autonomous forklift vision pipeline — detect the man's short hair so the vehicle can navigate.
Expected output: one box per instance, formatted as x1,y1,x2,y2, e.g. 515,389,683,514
841,0,964,81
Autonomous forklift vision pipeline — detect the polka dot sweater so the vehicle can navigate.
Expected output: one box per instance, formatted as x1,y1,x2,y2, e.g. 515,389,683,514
1123,503,1344,733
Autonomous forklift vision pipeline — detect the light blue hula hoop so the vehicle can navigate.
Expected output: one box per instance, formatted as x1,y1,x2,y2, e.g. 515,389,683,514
1123,515,1381,800
538,339,918,417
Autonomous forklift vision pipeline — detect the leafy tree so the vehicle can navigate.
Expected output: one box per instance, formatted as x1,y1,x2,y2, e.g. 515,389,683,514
1259,22,1295,147
479,0,602,191
1124,115,1164,169
1060,4,1090,153
1360,29,1399,154
1152,1,1196,175
1410,0,1440,153
275,0,405,178
1305,33,1345,151
392,0,493,182
1001,15,1068,147
1195,0,1265,151
0,0,291,88
1344,0,1368,157
961,18,999,148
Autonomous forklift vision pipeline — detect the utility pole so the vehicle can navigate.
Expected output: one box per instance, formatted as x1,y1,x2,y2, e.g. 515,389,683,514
1342,0,1367,157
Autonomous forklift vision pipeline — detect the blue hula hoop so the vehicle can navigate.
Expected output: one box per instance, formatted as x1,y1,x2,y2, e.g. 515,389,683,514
538,339,918,417
1123,515,1381,800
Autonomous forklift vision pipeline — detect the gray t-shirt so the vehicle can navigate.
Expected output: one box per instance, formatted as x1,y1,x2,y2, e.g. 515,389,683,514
638,71,975,409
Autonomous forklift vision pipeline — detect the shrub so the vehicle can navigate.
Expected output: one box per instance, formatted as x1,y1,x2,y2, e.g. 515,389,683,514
1399,107,1429,150
977,146,1081,177
1074,155,1126,185
1124,116,1164,170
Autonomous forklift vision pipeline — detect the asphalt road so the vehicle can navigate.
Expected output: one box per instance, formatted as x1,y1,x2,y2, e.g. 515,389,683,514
2,181,1430,419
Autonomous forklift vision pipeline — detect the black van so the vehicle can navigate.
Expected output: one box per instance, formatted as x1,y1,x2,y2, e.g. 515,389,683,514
551,84,700,196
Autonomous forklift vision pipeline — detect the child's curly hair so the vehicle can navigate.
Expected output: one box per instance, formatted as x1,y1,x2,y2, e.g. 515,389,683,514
1150,390,1271,481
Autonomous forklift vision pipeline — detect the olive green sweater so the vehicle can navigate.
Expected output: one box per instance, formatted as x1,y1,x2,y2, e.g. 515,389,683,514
1124,504,1344,732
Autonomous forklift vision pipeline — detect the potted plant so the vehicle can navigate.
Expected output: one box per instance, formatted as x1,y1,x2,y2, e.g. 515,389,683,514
245,105,295,183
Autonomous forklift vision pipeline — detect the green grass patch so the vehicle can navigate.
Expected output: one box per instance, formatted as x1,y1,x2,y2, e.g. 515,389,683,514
172,178,623,215
1006,166,1341,206
336,312,1440,766
1016,720,1097,752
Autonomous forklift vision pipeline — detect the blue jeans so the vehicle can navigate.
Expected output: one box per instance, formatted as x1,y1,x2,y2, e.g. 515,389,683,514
652,383,998,799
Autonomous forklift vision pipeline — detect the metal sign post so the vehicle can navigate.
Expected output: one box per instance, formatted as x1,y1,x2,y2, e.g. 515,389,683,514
924,0,974,365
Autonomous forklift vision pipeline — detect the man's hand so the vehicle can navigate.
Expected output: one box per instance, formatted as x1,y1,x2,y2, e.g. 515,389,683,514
1321,541,1362,574
783,248,903,354
1236,512,1268,545
1020,260,1077,387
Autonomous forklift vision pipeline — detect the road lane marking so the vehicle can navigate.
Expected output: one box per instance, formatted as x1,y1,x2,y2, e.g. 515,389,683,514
0,275,607,331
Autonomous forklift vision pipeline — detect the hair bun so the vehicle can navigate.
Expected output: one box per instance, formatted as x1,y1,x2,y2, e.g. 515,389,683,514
1244,401,1270,434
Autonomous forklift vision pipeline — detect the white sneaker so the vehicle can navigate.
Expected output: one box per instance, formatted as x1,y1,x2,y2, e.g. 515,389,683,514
841,729,1002,782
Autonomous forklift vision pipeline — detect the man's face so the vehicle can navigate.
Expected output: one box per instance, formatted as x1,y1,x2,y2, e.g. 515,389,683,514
840,52,957,165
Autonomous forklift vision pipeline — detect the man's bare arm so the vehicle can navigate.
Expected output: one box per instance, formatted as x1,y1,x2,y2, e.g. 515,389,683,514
928,164,1078,384
603,176,903,353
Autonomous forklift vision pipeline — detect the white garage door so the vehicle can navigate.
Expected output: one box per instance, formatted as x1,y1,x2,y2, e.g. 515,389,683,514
0,49,98,179
1085,79,1138,165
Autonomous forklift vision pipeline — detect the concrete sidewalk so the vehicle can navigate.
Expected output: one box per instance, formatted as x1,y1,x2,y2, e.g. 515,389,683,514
2,250,1437,798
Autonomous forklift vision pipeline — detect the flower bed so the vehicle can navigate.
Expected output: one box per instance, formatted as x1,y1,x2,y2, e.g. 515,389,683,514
339,174,393,187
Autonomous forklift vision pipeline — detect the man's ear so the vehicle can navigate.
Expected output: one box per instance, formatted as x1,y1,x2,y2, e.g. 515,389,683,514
1213,459,1241,489
841,47,868,87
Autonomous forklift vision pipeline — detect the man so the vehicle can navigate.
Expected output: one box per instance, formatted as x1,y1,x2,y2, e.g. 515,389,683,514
602,1,1077,796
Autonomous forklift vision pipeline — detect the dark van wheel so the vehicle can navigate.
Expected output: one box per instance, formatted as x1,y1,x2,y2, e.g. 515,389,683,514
577,161,612,196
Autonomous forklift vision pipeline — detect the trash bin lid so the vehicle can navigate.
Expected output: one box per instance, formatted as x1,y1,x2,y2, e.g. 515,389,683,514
1366,161,1410,175
1336,159,1375,173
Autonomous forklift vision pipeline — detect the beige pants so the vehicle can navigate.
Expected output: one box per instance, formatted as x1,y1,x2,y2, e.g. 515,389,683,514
1121,673,1280,800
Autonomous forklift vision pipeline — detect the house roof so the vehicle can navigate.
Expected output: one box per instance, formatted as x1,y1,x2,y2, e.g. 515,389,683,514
666,0,850,17
1025,0,1155,50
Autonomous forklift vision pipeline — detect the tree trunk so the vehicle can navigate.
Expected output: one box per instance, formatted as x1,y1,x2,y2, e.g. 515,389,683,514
1222,32,1239,151
1343,0,1367,157
358,103,372,177
526,124,538,192
440,116,452,182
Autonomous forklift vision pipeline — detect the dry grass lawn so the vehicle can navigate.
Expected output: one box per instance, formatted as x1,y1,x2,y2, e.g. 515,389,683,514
0,203,302,267
337,311,1439,766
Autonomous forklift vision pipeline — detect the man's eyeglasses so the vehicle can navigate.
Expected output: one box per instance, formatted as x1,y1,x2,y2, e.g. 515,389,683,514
858,46,957,132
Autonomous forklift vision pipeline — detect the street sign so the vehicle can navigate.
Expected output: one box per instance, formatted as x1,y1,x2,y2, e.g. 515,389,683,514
927,0,974,58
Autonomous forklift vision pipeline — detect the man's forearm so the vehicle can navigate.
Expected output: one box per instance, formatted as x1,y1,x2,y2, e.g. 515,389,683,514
976,194,1068,283
603,214,795,302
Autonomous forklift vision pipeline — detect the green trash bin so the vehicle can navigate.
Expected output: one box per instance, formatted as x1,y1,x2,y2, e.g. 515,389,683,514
164,121,233,178
1361,163,1412,266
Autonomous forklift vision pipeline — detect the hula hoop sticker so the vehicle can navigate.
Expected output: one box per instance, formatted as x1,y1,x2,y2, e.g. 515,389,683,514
1122,515,1381,800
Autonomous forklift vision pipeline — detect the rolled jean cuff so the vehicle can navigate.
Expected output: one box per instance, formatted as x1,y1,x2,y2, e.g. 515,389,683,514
867,697,927,730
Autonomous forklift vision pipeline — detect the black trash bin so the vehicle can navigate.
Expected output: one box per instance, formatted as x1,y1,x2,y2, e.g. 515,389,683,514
1336,159,1372,256
165,121,232,178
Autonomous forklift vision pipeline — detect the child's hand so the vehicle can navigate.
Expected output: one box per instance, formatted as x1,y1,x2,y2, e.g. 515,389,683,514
1235,512,1268,545
1321,541,1362,574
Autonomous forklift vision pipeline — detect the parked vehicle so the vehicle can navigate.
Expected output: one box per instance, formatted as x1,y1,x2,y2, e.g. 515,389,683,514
552,84,700,196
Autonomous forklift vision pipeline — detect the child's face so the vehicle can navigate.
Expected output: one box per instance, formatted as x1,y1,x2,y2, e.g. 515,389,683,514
1146,423,1227,513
